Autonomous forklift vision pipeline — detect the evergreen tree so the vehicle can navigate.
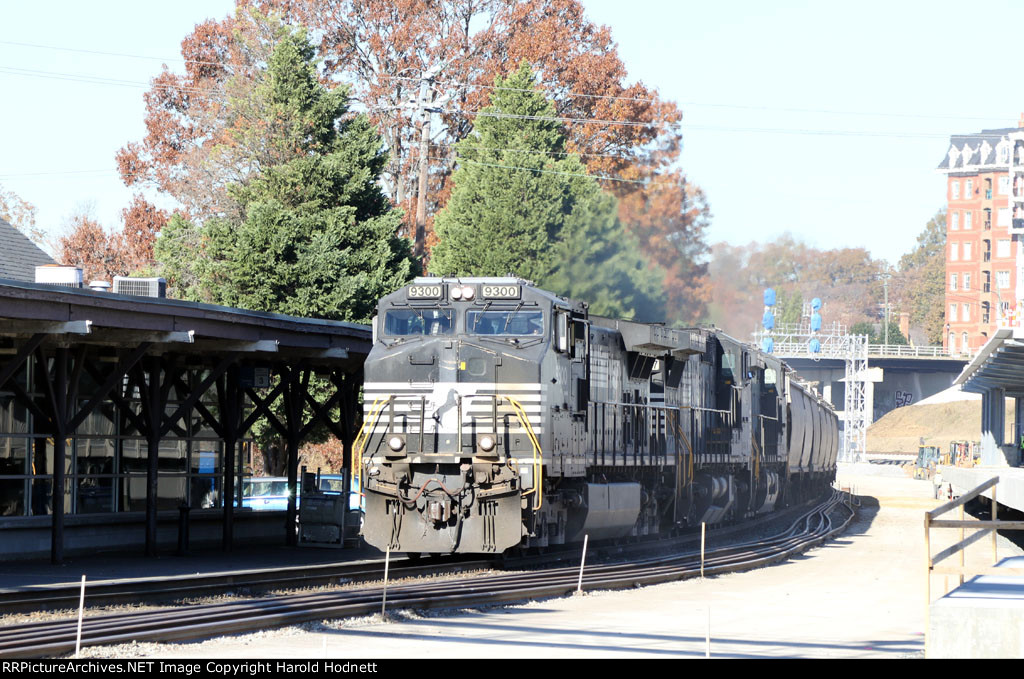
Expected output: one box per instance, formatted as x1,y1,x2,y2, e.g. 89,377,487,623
429,62,664,319
157,27,416,324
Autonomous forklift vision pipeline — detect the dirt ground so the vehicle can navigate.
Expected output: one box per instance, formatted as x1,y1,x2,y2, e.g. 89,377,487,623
80,463,1023,660
866,399,1011,455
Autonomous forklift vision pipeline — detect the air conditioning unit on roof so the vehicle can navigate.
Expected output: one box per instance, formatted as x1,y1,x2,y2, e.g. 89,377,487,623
113,276,167,298
35,265,83,288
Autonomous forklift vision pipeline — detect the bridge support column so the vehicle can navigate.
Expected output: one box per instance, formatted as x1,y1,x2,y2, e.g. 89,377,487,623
980,388,1014,466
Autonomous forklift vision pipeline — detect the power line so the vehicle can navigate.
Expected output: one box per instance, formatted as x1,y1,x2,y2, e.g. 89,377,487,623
0,169,118,179
381,74,668,107
2,39,1021,126
0,39,221,68
427,142,643,161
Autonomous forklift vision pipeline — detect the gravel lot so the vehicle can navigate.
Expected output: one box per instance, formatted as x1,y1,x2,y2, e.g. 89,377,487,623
68,463,1022,659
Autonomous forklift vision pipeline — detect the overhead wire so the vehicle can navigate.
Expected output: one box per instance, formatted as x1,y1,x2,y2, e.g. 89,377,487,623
2,39,1021,124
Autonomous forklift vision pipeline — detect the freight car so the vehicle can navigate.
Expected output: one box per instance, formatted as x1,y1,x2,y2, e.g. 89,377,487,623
356,277,838,554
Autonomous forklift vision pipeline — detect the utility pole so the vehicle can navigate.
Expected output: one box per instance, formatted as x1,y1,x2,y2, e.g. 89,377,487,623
410,63,456,261
413,71,435,260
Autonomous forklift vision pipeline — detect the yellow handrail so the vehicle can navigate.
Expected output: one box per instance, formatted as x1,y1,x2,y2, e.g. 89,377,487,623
352,397,388,498
502,395,543,511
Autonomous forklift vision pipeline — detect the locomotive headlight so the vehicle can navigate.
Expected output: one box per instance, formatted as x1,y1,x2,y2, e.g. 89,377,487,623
450,286,463,300
387,435,405,452
461,286,475,300
479,434,496,452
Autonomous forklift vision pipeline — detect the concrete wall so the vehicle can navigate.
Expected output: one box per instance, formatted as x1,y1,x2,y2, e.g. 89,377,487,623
928,557,1024,659
786,361,959,426
0,510,291,560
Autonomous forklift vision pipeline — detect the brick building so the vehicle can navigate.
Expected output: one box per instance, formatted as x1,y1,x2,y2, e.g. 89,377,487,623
937,125,1024,355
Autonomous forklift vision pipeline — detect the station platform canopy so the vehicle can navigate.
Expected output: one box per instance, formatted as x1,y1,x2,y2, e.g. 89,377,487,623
954,328,1024,468
0,278,372,563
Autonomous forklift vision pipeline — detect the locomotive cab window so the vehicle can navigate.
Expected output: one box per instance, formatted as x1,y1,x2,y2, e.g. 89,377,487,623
383,308,454,336
467,310,544,336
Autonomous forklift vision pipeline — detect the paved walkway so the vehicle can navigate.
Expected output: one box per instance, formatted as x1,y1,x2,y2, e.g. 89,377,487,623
90,462,1022,659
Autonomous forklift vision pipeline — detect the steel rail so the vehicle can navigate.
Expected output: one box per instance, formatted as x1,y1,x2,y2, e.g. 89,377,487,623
0,494,824,615
0,493,853,659
0,557,493,615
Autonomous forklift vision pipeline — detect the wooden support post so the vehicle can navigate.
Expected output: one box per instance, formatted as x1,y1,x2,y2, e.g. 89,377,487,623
219,364,241,551
283,366,303,547
143,356,162,557
51,347,67,565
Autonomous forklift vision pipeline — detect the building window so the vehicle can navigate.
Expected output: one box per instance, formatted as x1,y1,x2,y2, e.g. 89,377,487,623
964,273,971,290
963,303,971,321
950,274,958,290
1000,176,1010,195
967,179,974,196
951,212,960,230
963,242,972,260
952,181,961,200
1001,301,1011,318
998,239,1011,258
950,304,958,322
998,270,1010,289
983,302,991,323
951,243,959,261
949,332,956,352
999,207,1011,227
962,332,969,352
965,211,973,229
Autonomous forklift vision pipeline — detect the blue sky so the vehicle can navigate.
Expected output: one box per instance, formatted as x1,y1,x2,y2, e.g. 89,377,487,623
1,1,1021,264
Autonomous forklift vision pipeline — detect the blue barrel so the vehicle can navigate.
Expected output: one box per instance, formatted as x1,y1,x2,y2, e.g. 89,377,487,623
809,337,821,353
761,336,774,353
811,297,822,311
762,310,775,330
764,288,776,307
810,312,822,331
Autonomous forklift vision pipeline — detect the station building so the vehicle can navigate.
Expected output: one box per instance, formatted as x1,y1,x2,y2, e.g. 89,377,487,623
0,259,370,563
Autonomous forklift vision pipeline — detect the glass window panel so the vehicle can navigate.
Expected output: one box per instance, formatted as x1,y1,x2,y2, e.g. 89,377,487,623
190,476,220,509
0,394,29,434
120,438,147,473
191,444,222,475
120,474,148,512
384,308,454,336
467,310,545,336
31,478,52,515
79,403,116,436
157,475,187,510
75,438,115,475
0,478,25,516
158,439,187,472
0,436,28,475
76,476,114,514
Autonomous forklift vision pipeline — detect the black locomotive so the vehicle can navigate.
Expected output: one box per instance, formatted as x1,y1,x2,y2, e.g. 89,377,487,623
356,277,838,554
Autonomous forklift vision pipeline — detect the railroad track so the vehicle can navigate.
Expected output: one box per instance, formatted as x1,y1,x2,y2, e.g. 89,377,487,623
0,496,825,615
0,555,493,615
0,492,854,659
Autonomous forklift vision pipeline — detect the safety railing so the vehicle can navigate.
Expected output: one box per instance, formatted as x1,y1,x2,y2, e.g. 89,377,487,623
867,344,954,359
924,476,1024,653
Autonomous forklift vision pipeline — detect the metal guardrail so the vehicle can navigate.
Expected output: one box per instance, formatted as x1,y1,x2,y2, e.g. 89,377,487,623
867,344,957,359
924,476,1024,655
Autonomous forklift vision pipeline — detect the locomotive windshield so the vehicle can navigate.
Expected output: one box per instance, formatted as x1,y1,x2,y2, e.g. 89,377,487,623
383,308,454,336
467,310,544,336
